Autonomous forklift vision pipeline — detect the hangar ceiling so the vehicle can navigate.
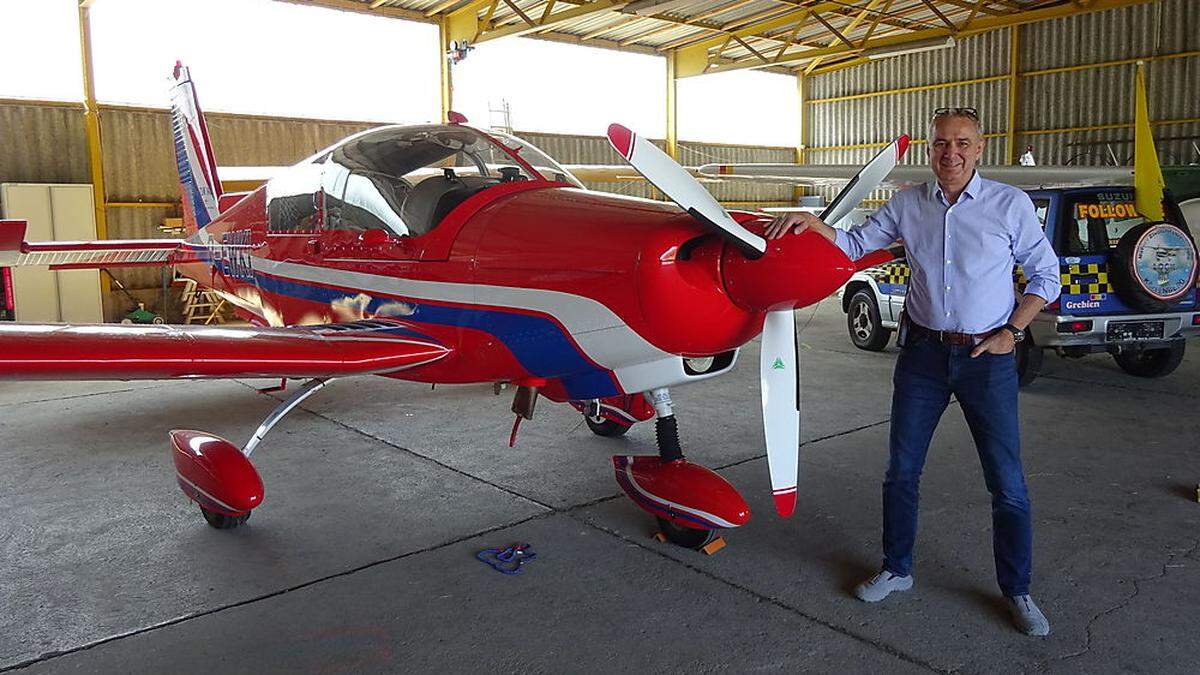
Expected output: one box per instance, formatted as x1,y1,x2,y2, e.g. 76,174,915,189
289,0,1157,75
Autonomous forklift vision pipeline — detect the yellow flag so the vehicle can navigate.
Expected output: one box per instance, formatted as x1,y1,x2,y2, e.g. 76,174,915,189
1134,62,1165,221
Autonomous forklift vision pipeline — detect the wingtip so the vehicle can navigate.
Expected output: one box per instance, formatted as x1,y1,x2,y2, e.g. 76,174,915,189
607,123,635,160
773,489,796,517
896,134,910,159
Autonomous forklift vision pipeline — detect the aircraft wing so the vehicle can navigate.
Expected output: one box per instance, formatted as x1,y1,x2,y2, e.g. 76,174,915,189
0,322,450,380
697,163,1134,189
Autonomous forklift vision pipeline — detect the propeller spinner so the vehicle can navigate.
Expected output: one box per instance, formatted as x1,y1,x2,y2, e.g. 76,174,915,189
607,123,909,516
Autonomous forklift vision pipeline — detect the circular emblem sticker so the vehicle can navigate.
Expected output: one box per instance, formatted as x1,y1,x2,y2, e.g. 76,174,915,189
1132,224,1197,301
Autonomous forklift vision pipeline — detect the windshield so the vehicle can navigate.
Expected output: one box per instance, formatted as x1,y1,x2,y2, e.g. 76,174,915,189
314,125,583,238
483,129,585,189
1061,190,1149,255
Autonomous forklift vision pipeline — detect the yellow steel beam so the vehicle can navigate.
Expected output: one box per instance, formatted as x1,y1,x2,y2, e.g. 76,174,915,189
805,48,1200,104
794,72,808,203
805,0,888,75
932,0,1006,17
107,202,178,209
671,0,979,78
77,2,107,242
445,0,492,44
655,0,933,60
475,0,622,43
1006,25,1019,164
809,12,856,50
667,50,678,160
808,131,1007,153
1023,49,1200,77
439,16,453,122
803,117,1200,154
500,0,535,27
808,74,1009,104
919,0,958,31
1021,116,1200,136
704,0,1157,76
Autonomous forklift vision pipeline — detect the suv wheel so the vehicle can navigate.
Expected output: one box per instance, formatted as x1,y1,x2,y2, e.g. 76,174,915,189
1016,337,1043,388
1112,340,1186,378
847,290,892,351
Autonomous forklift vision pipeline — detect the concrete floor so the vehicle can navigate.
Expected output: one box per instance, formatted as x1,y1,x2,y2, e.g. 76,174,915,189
1,301,1197,673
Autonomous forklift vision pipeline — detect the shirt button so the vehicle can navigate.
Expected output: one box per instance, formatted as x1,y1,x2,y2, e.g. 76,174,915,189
946,285,951,291
945,311,951,317
945,259,951,264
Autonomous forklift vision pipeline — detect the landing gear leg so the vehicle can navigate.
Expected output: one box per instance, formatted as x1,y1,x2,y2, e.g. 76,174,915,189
172,377,333,530
645,388,718,550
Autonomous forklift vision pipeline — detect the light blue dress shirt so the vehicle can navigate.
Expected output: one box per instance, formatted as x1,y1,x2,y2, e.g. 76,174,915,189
834,171,1061,334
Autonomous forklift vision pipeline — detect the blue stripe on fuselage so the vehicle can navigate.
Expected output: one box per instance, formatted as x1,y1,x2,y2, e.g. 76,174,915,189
254,271,620,399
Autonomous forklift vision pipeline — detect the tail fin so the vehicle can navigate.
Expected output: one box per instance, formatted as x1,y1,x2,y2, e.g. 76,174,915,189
169,62,223,235
1133,61,1166,222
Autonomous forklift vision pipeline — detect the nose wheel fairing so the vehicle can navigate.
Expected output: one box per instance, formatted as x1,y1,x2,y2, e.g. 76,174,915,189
601,388,751,548
613,455,750,532
170,378,332,529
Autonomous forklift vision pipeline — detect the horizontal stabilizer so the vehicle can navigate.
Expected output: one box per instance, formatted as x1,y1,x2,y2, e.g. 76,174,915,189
0,220,182,269
0,323,450,380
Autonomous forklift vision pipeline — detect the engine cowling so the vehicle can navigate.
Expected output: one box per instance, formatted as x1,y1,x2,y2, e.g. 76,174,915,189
721,229,858,311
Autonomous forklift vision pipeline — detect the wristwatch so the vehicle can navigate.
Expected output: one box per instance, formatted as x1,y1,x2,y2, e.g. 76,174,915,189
1000,323,1025,343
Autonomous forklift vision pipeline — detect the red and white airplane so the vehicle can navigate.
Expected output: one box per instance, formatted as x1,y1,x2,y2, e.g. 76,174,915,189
0,64,906,549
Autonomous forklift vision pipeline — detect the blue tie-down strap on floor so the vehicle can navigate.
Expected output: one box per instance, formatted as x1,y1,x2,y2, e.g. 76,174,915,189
477,543,537,575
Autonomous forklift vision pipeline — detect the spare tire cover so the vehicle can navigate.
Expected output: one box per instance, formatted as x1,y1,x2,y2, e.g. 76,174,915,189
1110,221,1198,313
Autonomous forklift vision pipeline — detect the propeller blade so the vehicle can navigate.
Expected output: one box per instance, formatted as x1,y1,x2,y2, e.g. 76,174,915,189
820,135,910,228
760,308,800,517
607,123,766,258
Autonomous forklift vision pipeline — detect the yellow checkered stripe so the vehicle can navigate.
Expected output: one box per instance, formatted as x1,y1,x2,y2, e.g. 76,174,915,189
1059,262,1114,295
865,262,911,285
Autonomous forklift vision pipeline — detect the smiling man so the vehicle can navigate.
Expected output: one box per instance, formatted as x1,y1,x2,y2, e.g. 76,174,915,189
765,108,1060,636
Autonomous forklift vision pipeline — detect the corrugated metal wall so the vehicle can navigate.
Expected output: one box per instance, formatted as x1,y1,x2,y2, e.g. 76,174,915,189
0,102,90,184
513,130,793,203
808,0,1199,176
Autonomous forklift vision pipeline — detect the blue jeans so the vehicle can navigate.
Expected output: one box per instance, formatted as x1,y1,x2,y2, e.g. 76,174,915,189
883,331,1032,597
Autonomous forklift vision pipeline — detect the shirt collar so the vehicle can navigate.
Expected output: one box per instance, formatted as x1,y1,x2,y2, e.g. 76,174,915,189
929,170,982,204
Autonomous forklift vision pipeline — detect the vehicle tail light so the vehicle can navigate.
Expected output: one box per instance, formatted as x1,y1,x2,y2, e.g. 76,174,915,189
1192,314,1200,326
1057,320,1093,333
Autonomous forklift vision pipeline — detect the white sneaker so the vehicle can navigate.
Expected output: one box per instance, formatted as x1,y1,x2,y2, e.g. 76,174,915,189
1008,594,1050,636
854,570,913,602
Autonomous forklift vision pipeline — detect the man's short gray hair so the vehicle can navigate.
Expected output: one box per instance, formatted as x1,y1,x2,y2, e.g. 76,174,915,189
928,110,983,142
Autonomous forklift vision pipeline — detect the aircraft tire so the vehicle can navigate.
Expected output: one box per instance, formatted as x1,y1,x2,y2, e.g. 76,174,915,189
655,517,718,550
585,415,631,437
201,506,251,530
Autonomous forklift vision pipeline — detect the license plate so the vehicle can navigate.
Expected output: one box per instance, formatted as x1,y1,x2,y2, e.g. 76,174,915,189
1106,320,1164,341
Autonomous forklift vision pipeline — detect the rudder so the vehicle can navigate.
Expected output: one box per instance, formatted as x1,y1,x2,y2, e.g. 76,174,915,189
169,61,223,235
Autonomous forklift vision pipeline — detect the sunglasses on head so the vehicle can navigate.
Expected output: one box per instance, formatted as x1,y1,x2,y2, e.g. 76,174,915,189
933,106,979,120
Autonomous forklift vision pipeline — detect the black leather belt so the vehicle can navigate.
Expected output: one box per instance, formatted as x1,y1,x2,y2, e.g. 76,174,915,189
908,321,988,346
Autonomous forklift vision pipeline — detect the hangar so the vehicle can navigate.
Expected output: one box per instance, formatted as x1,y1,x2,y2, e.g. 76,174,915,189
0,0,1197,671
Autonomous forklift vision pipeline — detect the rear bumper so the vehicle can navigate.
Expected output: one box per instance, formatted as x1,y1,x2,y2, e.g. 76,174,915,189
1030,310,1200,348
